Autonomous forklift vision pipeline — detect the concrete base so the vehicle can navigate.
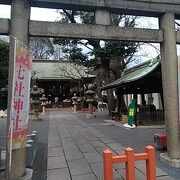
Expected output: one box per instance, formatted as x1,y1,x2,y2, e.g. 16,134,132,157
32,111,42,121
32,116,42,121
20,169,33,180
32,119,42,121
0,169,33,180
160,153,180,168
29,111,34,115
86,113,94,118
123,123,136,129
86,114,97,119
0,171,6,180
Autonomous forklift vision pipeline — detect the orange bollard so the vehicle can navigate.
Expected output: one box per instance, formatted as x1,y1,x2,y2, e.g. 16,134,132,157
145,145,156,180
103,149,113,180
125,147,135,180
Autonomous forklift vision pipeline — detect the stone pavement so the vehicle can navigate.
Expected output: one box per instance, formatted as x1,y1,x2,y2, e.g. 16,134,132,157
46,109,178,180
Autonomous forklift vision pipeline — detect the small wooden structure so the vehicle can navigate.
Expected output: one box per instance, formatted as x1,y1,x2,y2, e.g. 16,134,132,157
32,60,96,104
101,57,164,126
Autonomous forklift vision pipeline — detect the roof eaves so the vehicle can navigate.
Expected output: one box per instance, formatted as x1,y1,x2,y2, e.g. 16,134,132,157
101,57,160,91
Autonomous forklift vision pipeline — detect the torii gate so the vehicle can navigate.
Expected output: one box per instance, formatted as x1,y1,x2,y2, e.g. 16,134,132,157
0,0,180,179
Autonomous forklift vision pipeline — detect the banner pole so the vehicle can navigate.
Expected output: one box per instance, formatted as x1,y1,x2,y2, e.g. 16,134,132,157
6,36,16,180
7,34,32,179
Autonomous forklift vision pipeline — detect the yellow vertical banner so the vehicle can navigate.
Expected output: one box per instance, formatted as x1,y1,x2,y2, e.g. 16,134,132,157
10,39,32,150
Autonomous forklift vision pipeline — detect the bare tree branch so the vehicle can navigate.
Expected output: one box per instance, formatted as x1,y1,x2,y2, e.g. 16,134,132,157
124,43,141,67
63,10,77,23
53,62,92,83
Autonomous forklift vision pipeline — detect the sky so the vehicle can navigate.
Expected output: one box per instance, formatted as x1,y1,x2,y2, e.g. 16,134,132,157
1,4,179,63
0,5,59,21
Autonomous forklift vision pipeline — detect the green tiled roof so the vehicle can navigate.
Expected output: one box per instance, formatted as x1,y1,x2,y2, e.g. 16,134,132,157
32,60,96,80
101,57,160,90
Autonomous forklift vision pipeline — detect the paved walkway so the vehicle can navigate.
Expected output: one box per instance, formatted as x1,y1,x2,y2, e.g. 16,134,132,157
46,109,178,180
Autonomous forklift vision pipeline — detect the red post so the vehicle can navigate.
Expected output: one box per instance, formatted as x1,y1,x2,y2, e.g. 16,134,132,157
125,147,135,180
103,149,113,180
145,145,156,180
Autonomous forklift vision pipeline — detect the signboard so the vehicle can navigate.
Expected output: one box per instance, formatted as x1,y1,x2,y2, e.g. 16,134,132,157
124,99,136,128
127,99,136,126
10,39,32,150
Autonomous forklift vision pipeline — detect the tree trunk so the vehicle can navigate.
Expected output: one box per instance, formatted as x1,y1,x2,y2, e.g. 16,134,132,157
106,56,124,115
96,67,103,98
102,65,114,115
116,91,127,118
100,55,125,116
111,56,123,79
107,89,114,115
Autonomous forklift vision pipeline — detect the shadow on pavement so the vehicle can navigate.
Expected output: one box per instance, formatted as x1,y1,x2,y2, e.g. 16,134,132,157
28,114,49,180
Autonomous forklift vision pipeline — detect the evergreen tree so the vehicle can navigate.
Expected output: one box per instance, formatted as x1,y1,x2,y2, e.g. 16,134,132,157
53,10,139,114
0,39,9,110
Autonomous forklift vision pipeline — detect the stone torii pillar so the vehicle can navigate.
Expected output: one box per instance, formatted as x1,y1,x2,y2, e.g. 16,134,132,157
95,10,111,25
6,0,30,179
159,13,180,166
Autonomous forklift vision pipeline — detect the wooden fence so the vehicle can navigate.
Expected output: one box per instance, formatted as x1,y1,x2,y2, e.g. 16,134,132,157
103,145,156,180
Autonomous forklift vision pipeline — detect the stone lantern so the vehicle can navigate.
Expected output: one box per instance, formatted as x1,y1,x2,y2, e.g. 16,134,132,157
30,85,43,121
72,94,78,113
85,84,96,118
39,94,47,115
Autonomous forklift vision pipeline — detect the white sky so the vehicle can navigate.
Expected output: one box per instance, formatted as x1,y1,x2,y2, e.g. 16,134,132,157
0,4,179,62
0,5,10,18
0,5,59,21
31,7,60,21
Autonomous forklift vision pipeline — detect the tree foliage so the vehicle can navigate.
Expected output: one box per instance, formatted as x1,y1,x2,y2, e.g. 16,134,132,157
0,39,9,110
53,38,88,64
53,10,139,114
0,39,9,89
54,11,138,75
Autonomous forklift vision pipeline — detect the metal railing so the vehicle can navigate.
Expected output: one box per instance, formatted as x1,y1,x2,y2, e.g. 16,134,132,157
137,110,164,126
